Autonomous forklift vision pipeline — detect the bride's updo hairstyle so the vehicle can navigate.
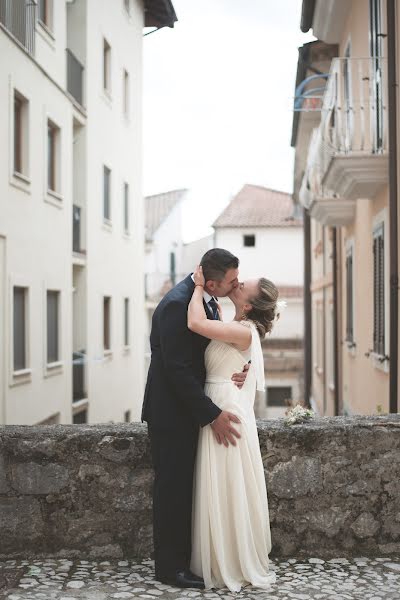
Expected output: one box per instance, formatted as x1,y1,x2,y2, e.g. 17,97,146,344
245,278,279,338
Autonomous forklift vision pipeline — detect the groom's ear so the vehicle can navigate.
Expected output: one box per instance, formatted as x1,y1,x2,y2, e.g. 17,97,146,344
206,280,216,293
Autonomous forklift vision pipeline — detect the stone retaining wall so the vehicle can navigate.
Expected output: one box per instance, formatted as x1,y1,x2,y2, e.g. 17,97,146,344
0,415,400,560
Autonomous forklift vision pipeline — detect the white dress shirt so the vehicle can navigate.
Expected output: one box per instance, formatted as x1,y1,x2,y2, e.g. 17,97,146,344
191,273,215,315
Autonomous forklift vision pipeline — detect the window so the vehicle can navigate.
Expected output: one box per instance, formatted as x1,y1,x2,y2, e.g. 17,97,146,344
38,0,52,29
123,69,130,117
13,91,29,177
124,297,129,346
13,286,27,371
123,182,129,232
316,303,323,373
103,38,111,93
124,409,131,422
103,296,111,351
267,387,292,407
47,119,60,193
373,223,385,355
47,290,59,363
243,234,255,247
103,166,111,221
345,245,354,343
73,409,87,424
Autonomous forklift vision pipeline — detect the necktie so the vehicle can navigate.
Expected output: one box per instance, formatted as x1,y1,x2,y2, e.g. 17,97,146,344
208,297,219,320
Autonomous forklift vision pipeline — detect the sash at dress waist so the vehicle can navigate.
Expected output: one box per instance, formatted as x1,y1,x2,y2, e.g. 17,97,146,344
205,377,234,384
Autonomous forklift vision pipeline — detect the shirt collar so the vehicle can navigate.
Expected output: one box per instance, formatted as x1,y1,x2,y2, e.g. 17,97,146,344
191,273,215,303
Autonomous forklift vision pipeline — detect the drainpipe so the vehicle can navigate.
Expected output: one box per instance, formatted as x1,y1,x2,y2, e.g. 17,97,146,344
387,0,399,413
332,227,339,415
303,208,312,408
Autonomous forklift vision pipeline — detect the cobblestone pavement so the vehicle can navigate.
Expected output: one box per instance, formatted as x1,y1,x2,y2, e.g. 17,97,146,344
1,557,400,600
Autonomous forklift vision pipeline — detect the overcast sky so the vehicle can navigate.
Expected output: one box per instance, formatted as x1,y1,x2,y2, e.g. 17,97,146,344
143,0,314,242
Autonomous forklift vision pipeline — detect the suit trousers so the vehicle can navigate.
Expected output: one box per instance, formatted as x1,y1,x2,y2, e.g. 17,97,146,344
148,423,199,579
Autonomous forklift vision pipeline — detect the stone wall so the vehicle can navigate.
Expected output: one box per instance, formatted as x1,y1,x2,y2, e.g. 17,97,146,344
0,414,399,560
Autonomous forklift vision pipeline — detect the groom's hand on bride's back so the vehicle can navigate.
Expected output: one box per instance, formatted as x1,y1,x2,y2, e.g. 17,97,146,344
211,411,241,447
231,361,250,389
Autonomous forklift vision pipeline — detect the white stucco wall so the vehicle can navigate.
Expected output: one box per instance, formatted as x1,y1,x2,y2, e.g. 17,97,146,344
0,0,146,424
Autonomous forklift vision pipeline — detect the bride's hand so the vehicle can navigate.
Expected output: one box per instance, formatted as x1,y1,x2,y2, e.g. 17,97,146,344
193,265,205,287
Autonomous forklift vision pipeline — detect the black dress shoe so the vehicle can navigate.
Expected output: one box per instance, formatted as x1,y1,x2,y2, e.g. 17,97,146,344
158,569,205,589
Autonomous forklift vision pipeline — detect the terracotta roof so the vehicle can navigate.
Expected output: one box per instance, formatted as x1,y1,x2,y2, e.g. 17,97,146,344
213,184,302,228
145,189,187,241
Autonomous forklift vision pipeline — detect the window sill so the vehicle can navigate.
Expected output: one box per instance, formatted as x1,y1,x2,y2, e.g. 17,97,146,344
123,346,131,355
345,340,357,357
36,20,55,48
72,398,88,411
102,220,113,232
44,360,64,378
103,349,113,360
122,231,131,239
45,189,63,208
10,171,31,194
10,368,32,387
371,352,390,374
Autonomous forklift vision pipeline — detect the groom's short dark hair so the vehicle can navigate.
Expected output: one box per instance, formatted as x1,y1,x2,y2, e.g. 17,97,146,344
200,248,239,282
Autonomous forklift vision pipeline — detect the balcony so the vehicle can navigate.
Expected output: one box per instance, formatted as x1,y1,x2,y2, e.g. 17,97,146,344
66,48,84,107
0,0,36,55
300,57,389,225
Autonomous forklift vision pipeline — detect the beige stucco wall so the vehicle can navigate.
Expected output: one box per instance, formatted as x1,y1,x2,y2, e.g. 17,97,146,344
341,186,389,416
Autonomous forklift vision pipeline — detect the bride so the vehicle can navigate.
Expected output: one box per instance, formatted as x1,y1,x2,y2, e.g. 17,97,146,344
187,265,278,593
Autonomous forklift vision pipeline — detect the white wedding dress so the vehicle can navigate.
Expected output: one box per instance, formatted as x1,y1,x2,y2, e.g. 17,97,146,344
190,321,276,592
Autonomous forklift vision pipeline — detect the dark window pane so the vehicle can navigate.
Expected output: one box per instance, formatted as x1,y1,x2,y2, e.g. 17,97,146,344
373,224,385,355
14,95,22,173
267,387,292,407
38,0,47,24
103,166,111,220
13,286,26,371
124,298,129,346
244,234,255,247
48,123,55,191
47,291,59,363
124,183,129,231
104,297,111,349
73,409,87,424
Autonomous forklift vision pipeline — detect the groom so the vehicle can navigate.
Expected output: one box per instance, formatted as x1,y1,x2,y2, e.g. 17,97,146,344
141,248,248,589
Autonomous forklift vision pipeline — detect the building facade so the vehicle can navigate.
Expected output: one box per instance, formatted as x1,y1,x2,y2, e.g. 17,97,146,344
213,184,304,419
294,0,400,416
0,0,176,425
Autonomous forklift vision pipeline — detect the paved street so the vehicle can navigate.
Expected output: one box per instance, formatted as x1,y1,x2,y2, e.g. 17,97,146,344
1,556,400,600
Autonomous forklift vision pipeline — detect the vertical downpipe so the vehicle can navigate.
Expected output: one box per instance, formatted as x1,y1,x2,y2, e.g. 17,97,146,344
303,208,312,408
387,0,399,412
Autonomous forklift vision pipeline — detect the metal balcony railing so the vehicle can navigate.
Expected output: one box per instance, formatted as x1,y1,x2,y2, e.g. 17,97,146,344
320,56,388,155
300,56,388,208
0,0,36,55
66,48,84,107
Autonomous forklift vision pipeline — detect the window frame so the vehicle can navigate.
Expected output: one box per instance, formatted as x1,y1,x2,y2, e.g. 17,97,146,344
103,37,112,95
371,209,389,372
123,181,130,234
103,295,112,354
243,234,256,247
345,239,356,352
9,276,32,387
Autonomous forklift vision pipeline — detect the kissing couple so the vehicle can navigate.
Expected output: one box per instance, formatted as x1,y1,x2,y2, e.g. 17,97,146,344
141,248,279,593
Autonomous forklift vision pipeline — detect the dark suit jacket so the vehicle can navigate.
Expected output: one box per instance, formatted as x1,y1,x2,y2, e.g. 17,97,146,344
141,274,222,430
